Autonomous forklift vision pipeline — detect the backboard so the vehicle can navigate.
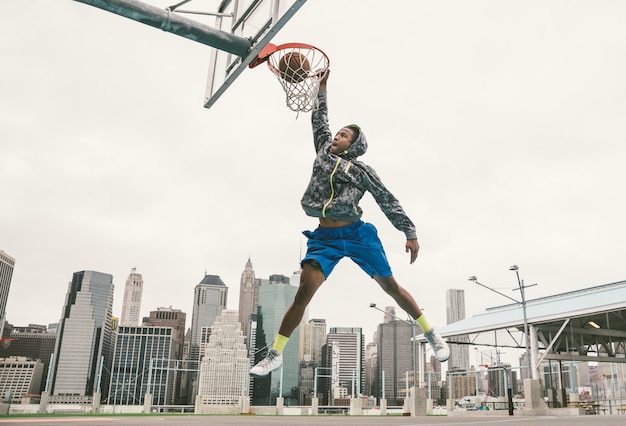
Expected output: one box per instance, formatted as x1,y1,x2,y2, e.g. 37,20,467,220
201,0,308,109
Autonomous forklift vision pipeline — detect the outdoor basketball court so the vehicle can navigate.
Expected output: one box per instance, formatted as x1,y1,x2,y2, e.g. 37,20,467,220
2,414,626,426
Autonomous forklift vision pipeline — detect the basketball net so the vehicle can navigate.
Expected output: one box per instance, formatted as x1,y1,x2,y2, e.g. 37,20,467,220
250,43,330,113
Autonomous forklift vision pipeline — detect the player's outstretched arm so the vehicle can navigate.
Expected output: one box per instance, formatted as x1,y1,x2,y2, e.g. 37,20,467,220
406,239,419,264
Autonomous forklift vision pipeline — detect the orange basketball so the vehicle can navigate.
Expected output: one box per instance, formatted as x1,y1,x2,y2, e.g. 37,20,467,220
278,52,310,83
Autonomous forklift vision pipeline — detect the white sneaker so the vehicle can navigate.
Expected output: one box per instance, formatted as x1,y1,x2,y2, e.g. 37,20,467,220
250,349,283,377
424,327,450,362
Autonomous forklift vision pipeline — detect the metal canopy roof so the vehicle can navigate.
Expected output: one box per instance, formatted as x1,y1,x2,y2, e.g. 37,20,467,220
429,280,626,364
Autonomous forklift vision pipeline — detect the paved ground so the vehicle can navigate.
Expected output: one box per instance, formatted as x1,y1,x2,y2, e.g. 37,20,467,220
1,415,626,426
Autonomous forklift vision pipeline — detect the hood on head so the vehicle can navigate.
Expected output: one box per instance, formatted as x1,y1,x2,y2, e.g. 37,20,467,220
343,125,367,158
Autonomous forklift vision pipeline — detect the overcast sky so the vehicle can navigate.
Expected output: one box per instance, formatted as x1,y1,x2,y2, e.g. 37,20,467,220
2,0,625,367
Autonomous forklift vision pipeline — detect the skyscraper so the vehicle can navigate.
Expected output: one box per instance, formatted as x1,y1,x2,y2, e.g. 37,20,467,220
252,274,299,406
299,318,326,363
0,250,15,335
376,320,413,404
237,258,257,345
188,274,228,401
49,270,114,403
143,306,187,404
325,327,365,399
108,326,177,405
196,310,250,411
143,307,186,359
119,268,143,327
446,289,470,370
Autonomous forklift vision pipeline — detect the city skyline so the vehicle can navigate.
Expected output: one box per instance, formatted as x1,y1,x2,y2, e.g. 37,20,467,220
3,258,625,408
8,252,623,372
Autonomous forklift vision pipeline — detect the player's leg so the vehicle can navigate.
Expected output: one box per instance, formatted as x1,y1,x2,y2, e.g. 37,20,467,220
250,263,326,377
374,274,450,362
279,262,326,336
346,222,450,362
373,274,423,319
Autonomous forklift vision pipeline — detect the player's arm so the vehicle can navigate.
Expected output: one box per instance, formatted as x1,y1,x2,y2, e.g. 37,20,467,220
311,70,332,152
319,69,329,90
361,167,419,262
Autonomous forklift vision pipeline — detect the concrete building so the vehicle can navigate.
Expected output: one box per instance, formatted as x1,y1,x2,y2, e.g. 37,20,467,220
49,270,114,403
0,356,44,401
196,310,249,411
119,268,143,327
299,318,326,363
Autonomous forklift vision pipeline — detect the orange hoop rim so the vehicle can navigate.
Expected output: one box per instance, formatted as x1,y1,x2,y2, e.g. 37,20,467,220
249,42,330,69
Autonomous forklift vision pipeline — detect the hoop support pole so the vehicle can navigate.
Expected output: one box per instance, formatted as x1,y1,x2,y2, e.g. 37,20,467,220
74,0,251,57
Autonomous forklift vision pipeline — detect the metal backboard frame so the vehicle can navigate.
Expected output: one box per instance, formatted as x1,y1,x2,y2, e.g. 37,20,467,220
203,0,307,109
73,0,306,109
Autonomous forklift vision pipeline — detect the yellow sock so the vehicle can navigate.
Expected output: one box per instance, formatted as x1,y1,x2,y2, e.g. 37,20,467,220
272,334,289,353
415,315,431,333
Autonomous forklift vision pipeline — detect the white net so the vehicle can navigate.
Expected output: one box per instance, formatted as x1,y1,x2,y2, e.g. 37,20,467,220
267,44,329,113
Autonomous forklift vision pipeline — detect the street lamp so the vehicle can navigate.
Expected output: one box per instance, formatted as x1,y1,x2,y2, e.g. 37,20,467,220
508,265,536,379
468,267,537,379
369,303,417,389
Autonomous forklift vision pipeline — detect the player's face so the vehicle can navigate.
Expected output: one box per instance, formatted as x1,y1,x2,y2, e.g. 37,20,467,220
330,128,354,154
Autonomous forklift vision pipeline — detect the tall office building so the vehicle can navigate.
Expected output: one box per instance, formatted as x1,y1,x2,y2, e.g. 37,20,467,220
108,326,177,405
252,274,299,406
188,274,228,401
49,270,114,403
237,258,258,345
376,319,414,404
299,318,326,363
0,250,15,335
325,327,364,399
143,307,186,359
143,306,187,403
364,341,377,398
119,268,143,327
196,310,249,410
446,289,470,370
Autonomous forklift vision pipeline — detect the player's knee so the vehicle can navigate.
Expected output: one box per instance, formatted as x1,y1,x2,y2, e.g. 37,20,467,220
294,286,315,305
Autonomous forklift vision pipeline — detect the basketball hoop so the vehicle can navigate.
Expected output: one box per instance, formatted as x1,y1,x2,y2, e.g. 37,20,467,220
250,43,330,113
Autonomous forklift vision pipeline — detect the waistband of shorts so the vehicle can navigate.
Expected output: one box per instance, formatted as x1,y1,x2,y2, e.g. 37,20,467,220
313,220,363,238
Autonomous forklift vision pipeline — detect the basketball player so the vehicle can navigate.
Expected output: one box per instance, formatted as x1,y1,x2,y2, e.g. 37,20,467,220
250,70,449,377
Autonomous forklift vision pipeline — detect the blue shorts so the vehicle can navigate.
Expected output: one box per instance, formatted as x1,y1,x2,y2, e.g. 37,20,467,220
301,220,392,279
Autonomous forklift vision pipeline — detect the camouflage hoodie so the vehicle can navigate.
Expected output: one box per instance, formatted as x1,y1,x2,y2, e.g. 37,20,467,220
300,89,417,240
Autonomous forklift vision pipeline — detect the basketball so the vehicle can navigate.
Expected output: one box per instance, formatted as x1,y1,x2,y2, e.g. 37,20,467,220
278,52,310,83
